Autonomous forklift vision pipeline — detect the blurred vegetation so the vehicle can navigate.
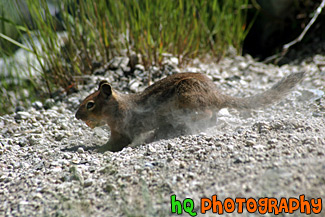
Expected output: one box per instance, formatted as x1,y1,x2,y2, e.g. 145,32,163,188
0,0,252,115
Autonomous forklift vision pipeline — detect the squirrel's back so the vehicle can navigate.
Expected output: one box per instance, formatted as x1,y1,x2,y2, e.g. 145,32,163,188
136,72,304,111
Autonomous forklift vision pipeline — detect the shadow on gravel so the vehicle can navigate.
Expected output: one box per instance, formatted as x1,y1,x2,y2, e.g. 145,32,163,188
61,144,101,153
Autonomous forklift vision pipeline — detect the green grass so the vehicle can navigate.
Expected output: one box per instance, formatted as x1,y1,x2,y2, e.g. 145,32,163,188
0,0,253,115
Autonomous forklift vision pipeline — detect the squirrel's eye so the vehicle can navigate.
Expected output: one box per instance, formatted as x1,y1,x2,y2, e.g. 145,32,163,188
86,101,95,110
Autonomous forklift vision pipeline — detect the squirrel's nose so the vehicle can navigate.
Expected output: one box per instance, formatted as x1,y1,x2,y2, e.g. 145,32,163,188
75,110,82,120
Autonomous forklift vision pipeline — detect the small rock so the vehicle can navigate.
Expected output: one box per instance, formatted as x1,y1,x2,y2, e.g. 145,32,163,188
32,101,43,110
88,166,96,173
187,172,195,179
52,167,62,173
129,80,141,92
144,162,154,168
167,142,176,150
225,75,241,81
212,75,222,81
109,57,129,70
63,153,72,159
54,133,65,141
253,122,271,133
77,147,85,153
103,183,116,193
147,145,156,154
234,157,243,164
70,166,84,185
15,106,25,112
84,179,93,187
219,108,231,116
179,161,186,169
15,111,31,121
12,161,21,169
108,57,120,69
114,68,124,77
99,166,117,175
44,98,55,109
253,144,265,150
94,68,106,75
267,139,277,144
119,57,130,69
28,136,38,146
135,64,145,71
312,112,322,117
18,138,28,147
245,140,255,147
176,175,182,181
134,165,142,172
94,127,107,138
91,60,102,69
238,61,248,70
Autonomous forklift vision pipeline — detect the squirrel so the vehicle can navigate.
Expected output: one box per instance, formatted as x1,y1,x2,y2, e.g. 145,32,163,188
75,72,304,152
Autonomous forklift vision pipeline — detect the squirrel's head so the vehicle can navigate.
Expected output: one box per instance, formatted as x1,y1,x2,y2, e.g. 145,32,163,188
75,80,117,128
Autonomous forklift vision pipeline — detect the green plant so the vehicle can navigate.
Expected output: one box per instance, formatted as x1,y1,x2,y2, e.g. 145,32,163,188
0,0,253,115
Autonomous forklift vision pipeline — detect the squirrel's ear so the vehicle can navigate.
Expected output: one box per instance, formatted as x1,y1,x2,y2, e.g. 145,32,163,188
98,80,108,90
99,81,112,98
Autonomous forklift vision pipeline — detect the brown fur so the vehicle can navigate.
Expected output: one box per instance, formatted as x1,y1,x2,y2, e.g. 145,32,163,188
75,72,304,152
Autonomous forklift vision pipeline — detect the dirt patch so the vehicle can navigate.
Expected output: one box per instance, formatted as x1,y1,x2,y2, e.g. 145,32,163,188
0,53,324,216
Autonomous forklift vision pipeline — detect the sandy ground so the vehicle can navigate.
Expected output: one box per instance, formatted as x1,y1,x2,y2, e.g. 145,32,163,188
0,53,324,216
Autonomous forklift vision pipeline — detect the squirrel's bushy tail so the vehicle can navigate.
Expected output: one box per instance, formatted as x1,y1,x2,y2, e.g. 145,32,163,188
221,72,305,110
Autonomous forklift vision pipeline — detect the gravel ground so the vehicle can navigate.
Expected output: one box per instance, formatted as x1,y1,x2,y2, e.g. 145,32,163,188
0,53,324,217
